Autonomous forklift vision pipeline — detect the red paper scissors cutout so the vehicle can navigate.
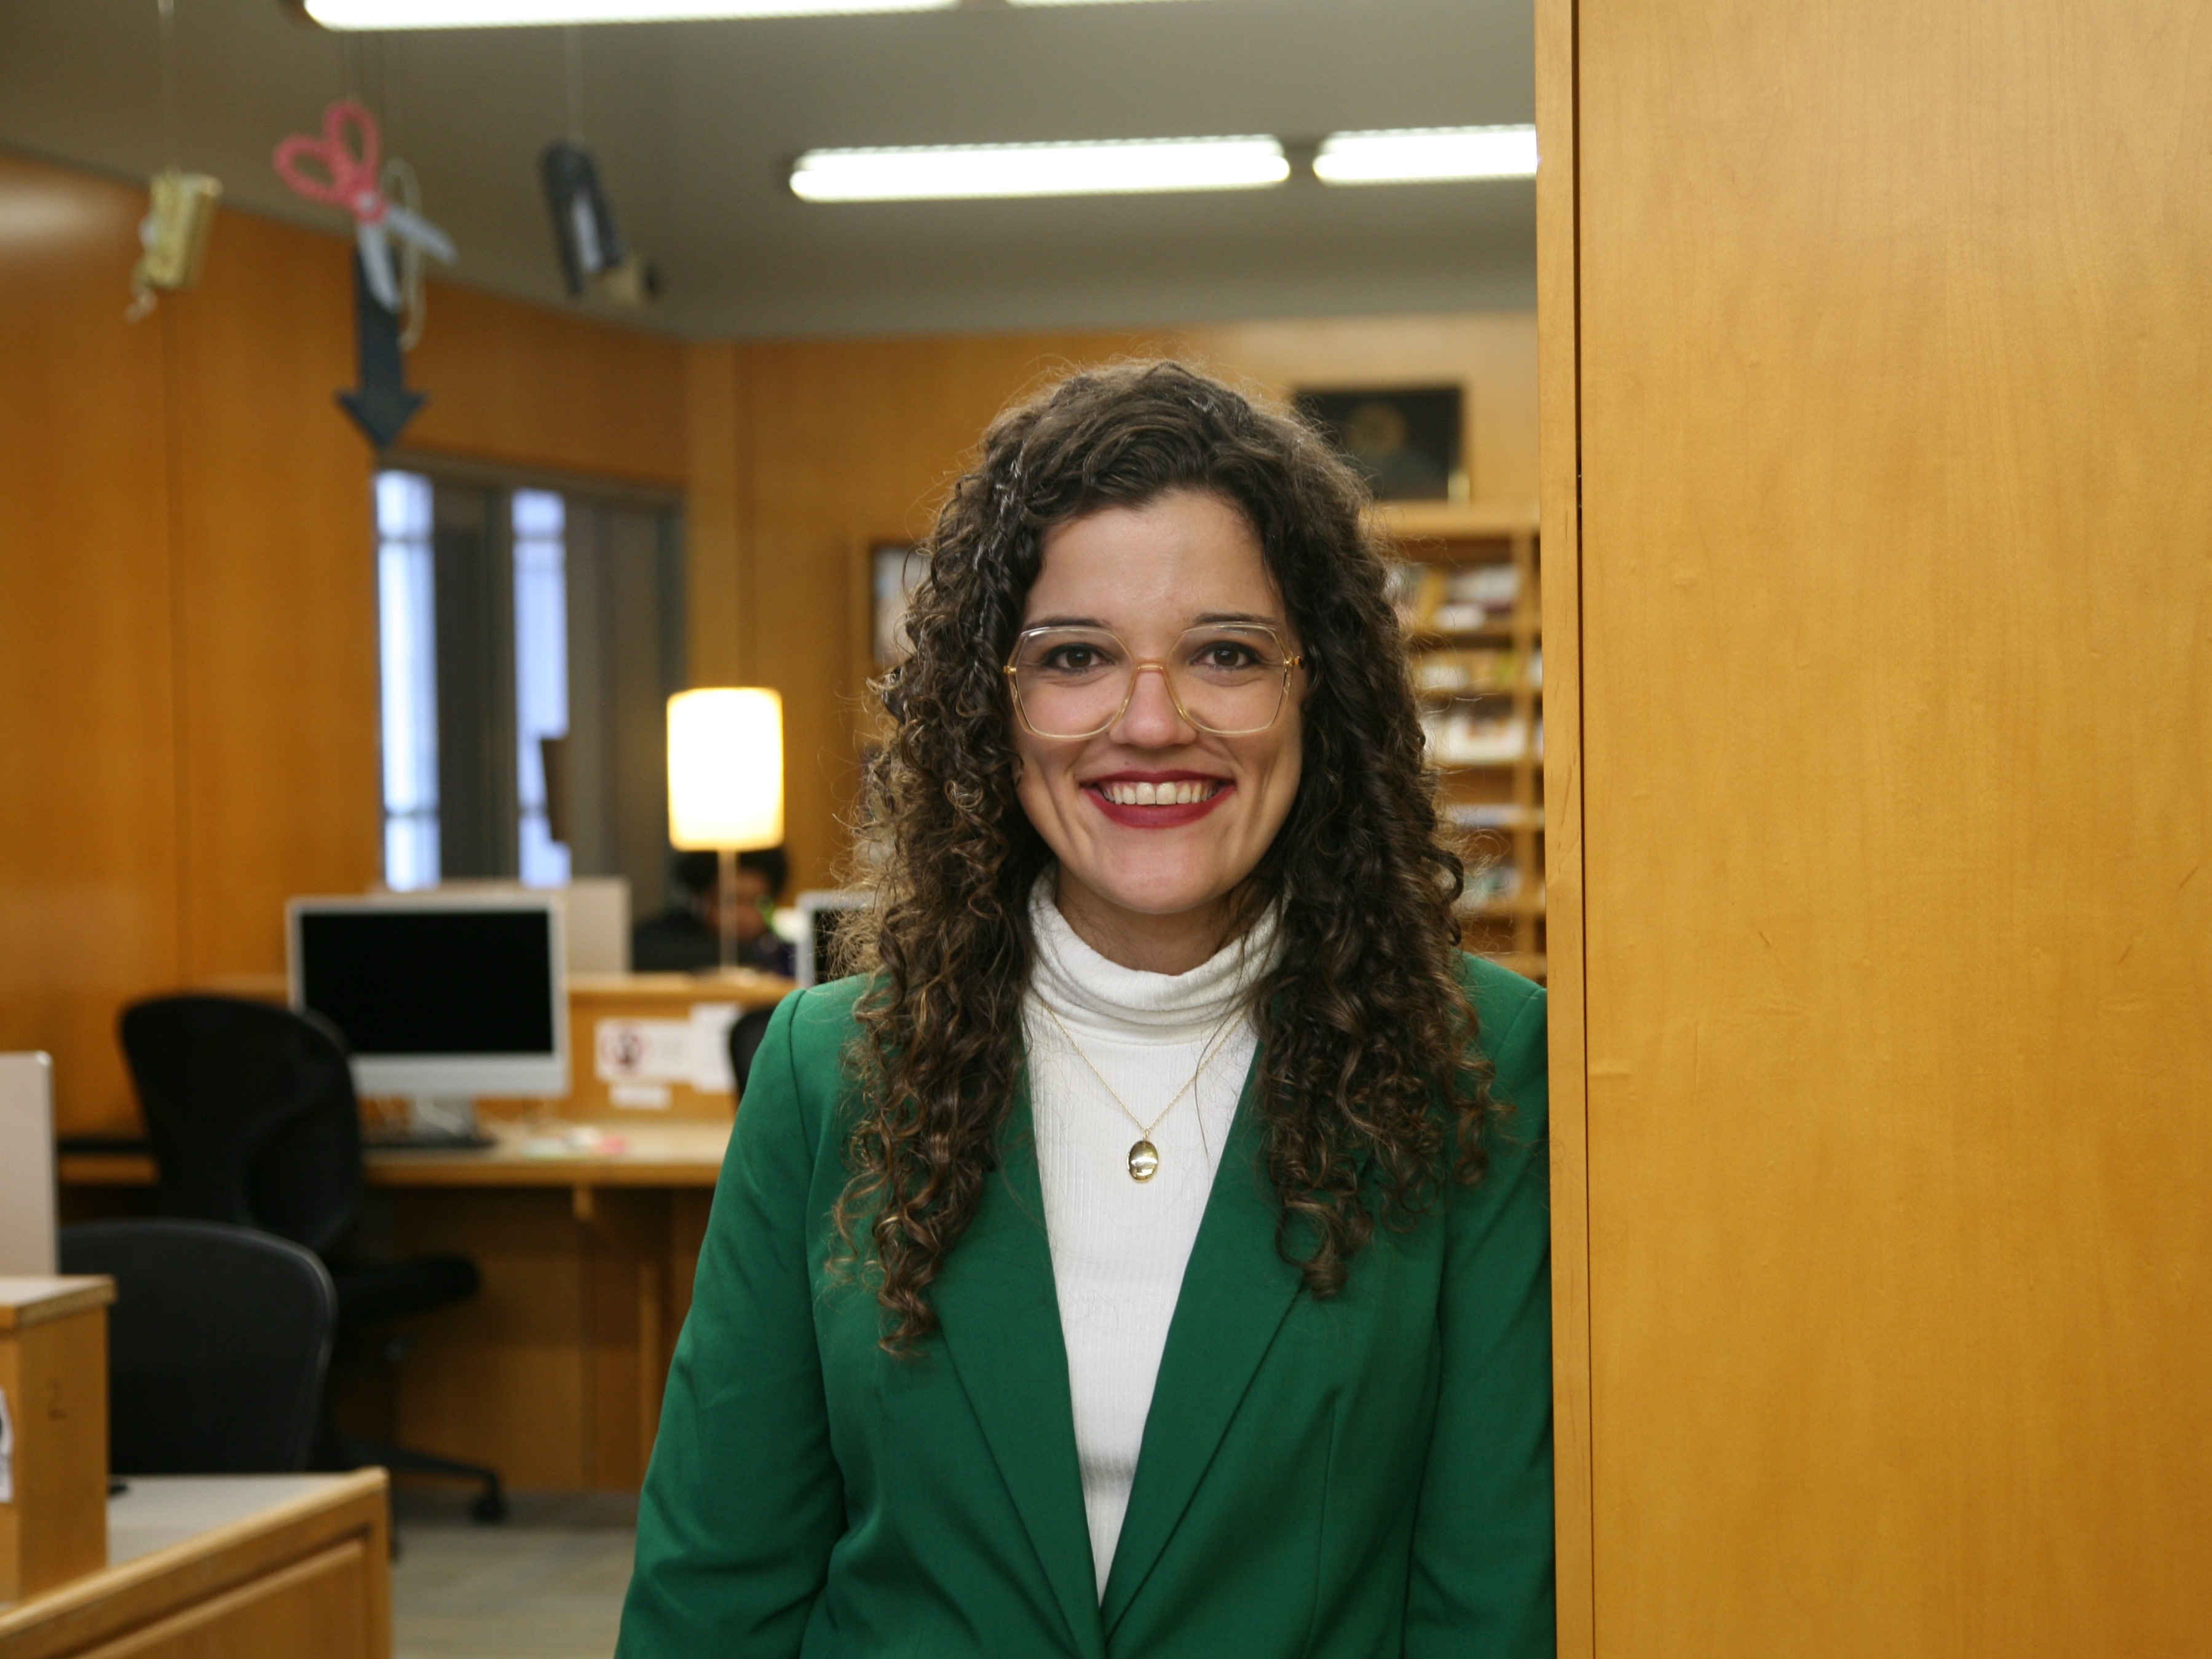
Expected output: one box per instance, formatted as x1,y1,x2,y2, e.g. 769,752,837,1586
272,98,454,312
274,98,385,224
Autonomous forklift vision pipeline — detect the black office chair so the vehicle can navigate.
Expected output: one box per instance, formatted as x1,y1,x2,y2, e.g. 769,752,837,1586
58,1219,334,1473
119,994,506,1520
727,1007,778,1095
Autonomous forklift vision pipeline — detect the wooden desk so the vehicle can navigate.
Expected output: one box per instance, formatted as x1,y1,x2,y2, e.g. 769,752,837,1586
0,1471,389,1659
178,969,792,1122
58,1128,734,1494
60,1122,730,1221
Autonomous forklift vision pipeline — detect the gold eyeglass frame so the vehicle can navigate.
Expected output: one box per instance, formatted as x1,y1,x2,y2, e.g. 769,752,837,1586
1002,622,1306,741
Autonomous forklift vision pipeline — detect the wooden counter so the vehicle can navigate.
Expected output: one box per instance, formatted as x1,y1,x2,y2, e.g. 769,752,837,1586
0,1471,389,1659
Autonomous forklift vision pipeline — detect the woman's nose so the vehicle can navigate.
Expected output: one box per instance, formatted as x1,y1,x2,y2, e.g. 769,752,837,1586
1110,663,1196,746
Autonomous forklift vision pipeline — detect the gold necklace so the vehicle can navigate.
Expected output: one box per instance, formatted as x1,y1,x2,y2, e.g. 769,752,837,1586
1037,1001,1240,1182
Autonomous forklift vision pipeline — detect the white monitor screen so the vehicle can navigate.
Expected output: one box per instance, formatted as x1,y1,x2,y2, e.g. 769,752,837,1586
288,895,569,1098
793,890,870,988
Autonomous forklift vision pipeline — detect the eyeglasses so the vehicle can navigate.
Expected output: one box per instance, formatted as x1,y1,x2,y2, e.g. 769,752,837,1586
1003,623,1305,740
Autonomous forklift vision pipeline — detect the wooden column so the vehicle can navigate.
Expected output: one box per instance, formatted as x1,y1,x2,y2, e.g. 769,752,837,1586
1541,1,2212,1653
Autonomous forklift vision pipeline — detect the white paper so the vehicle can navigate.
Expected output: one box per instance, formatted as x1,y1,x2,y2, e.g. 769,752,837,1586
609,1083,672,1111
0,1383,14,1504
593,1018,695,1085
689,1003,741,1095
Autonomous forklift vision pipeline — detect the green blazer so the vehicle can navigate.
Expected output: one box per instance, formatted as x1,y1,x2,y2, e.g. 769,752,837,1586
618,956,1552,1658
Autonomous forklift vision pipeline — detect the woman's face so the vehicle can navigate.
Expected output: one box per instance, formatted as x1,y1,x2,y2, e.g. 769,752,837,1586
1011,489,1305,943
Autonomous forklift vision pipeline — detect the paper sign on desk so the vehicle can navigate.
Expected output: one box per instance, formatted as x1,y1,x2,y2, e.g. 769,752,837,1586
595,1019,693,1085
689,1003,740,1095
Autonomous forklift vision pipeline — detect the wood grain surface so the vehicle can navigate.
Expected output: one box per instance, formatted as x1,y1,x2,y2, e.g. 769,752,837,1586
0,1471,389,1659
1551,0,2212,1650
1533,0,1594,1647
0,153,184,1138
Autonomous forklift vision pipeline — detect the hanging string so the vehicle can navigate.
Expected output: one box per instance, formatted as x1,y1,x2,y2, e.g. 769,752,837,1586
564,26,584,143
374,34,429,349
156,0,181,173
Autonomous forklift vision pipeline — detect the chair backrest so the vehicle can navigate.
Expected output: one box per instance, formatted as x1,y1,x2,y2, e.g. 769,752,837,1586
119,996,364,1256
58,1219,336,1474
727,1007,778,1095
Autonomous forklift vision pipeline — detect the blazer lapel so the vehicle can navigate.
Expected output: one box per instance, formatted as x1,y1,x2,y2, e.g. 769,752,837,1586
1098,1060,1304,1633
931,1077,1106,1659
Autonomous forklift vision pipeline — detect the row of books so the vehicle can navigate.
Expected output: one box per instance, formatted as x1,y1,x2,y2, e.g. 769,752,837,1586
1445,802,1545,832
1458,869,1548,913
1388,561,1530,636
1413,646,1545,695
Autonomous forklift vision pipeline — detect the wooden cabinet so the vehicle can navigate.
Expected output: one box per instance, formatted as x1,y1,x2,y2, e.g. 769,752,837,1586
0,1280,113,1602
1538,0,2212,1653
0,1473,389,1659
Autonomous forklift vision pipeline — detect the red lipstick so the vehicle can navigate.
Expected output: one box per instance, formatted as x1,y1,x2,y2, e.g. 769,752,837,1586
1080,770,1234,830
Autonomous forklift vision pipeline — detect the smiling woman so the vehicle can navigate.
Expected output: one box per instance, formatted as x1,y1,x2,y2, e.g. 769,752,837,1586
618,362,1555,1658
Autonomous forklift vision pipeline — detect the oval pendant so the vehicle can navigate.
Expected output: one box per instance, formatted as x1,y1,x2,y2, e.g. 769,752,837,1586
1127,1139,1160,1182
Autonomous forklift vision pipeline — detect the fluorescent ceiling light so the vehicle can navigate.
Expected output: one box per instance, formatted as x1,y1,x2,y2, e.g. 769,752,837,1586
790,138,1289,202
309,0,945,26
1314,125,1539,185
306,0,1185,25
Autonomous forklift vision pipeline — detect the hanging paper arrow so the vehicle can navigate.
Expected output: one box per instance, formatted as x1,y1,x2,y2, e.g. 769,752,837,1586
338,252,425,448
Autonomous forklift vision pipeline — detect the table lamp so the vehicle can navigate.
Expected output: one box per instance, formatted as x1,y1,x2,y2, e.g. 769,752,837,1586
666,687,784,973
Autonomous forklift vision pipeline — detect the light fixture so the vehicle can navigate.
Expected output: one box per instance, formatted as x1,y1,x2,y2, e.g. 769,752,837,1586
790,137,1287,202
304,0,1185,27
667,688,784,972
1313,125,1539,186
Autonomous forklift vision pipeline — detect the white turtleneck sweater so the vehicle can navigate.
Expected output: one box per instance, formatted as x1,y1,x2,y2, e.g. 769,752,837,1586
1022,881,1277,1598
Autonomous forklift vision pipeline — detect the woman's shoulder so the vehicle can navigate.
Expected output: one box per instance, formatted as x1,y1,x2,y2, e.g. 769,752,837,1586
1454,951,1547,1120
767,973,874,1074
1456,950,1544,1038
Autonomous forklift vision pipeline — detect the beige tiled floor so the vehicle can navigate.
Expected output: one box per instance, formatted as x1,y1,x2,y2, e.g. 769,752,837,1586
391,1491,637,1659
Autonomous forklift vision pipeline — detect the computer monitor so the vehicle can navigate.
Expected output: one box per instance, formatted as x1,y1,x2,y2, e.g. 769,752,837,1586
286,893,570,1105
389,877,631,975
792,890,870,988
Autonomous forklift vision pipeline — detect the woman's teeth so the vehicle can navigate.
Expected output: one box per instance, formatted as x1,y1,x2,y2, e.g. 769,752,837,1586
1098,780,1222,806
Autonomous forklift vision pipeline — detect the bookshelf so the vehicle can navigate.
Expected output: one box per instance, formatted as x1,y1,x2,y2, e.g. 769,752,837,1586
1378,502,1545,983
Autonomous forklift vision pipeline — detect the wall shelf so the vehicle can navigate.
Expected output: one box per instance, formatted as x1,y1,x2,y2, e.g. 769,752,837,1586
1386,505,1546,983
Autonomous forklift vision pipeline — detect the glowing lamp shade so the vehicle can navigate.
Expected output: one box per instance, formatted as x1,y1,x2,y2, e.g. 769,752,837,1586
668,688,784,851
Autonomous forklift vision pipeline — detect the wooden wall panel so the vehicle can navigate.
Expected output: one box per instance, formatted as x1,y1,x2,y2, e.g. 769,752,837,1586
406,279,687,488
1561,0,2212,1652
682,340,745,688
0,153,181,1134
1177,314,1539,508
166,211,381,985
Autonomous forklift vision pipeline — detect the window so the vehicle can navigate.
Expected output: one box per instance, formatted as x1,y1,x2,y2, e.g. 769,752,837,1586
376,471,440,890
511,489,572,888
372,468,683,905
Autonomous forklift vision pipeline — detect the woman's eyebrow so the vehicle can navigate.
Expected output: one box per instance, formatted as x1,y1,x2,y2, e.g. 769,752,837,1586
1019,609,1284,628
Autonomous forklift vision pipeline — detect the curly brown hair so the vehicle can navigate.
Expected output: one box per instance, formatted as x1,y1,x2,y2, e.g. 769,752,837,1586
836,358,1495,1350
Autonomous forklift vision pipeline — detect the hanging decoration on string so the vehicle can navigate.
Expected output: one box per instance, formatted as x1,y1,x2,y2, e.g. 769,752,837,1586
129,0,222,320
272,97,455,446
540,27,659,309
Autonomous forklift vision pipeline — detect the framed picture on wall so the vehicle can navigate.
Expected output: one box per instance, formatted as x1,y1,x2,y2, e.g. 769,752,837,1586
871,542,928,670
1291,384,1466,503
